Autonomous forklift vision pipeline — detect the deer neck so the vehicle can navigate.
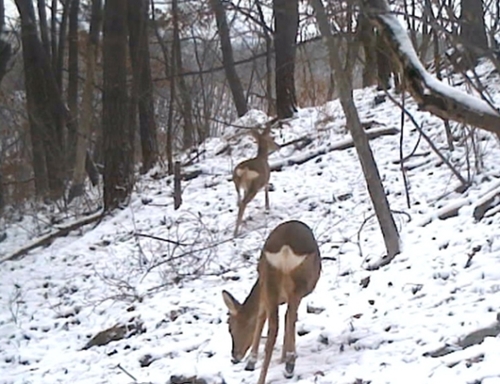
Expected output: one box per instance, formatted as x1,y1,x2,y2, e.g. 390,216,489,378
241,278,263,320
256,145,269,160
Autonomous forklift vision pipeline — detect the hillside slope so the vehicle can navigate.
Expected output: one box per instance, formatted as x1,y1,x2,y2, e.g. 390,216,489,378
2,61,500,384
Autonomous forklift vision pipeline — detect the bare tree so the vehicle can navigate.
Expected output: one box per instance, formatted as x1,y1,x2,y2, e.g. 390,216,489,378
273,0,299,119
310,0,400,263
460,0,488,65
210,0,248,117
67,0,79,170
16,0,68,200
102,0,133,210
172,0,195,149
0,0,9,213
359,12,377,87
69,0,102,201
128,0,159,173
364,0,500,135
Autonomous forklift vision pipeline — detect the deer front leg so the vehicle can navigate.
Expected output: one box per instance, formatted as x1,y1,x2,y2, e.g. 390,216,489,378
245,310,267,371
282,299,300,378
264,184,270,212
257,306,279,384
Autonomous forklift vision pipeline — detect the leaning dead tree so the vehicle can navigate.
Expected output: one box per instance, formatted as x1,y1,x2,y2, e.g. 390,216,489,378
362,0,500,136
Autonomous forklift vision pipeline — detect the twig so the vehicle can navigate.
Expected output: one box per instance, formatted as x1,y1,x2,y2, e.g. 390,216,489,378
385,91,468,186
116,363,138,382
135,233,191,246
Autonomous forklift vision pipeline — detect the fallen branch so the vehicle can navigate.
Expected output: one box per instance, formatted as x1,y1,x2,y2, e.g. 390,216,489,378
0,211,103,263
424,313,500,358
270,126,398,171
472,183,500,221
417,198,471,227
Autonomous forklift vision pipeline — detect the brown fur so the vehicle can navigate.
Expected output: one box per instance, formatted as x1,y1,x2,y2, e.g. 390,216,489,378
222,220,321,384
232,125,279,236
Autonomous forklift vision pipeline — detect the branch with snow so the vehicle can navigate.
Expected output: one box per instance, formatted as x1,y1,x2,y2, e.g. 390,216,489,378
363,0,500,135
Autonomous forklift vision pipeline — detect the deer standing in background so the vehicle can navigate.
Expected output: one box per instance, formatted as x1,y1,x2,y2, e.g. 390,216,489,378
222,220,322,384
232,124,279,236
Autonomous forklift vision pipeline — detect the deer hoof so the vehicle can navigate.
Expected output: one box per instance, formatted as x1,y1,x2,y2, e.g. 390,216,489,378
284,363,294,379
245,361,256,371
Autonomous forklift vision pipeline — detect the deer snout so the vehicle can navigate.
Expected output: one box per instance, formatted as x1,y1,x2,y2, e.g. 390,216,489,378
231,355,242,364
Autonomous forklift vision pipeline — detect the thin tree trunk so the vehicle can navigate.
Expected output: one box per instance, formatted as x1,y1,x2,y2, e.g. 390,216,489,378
310,0,400,260
37,0,50,60
128,0,158,173
16,0,68,200
210,0,247,117
172,0,194,149
273,0,299,119
67,0,79,171
151,0,174,173
359,12,377,87
55,0,70,91
256,0,274,115
102,0,132,210
460,0,488,65
69,0,101,202
50,0,57,72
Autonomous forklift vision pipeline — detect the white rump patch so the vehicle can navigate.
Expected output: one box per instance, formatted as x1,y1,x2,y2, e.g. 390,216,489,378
265,245,307,273
236,168,259,181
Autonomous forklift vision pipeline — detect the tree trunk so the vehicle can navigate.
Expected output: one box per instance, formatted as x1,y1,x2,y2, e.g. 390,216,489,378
67,0,79,172
151,0,174,173
16,0,68,200
69,0,101,202
460,0,488,64
255,0,274,115
376,30,392,90
210,0,248,117
359,12,377,87
128,0,159,174
37,0,50,61
311,0,400,260
172,0,194,149
102,0,132,211
273,0,299,119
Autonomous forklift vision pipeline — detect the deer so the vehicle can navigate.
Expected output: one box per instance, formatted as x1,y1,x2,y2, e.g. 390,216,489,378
222,220,322,384
232,124,279,236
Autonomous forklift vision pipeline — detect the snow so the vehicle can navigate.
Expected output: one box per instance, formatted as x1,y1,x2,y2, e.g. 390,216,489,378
380,11,500,119
3,35,500,384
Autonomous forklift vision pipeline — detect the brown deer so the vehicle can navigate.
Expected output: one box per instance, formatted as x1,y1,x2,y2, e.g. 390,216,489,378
222,220,322,384
232,124,279,236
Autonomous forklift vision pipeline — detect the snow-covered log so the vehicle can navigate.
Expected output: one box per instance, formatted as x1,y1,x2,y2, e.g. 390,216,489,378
363,0,500,135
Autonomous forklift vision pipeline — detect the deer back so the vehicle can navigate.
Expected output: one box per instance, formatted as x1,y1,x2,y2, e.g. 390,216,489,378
258,220,321,305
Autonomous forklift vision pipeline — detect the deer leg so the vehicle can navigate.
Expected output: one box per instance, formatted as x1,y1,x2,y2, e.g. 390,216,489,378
245,310,267,371
257,305,279,384
234,187,259,236
236,190,241,208
282,299,300,378
264,184,270,212
234,202,245,237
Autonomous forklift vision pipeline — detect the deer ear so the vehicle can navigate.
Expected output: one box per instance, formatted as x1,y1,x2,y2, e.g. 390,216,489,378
249,129,260,140
262,123,272,135
222,290,241,315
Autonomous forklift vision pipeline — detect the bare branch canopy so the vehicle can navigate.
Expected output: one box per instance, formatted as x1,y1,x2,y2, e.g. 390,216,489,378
362,0,500,135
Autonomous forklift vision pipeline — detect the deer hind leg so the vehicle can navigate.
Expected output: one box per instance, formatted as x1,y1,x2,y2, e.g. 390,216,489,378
234,187,259,236
264,183,270,212
245,310,267,371
257,305,279,384
282,298,300,378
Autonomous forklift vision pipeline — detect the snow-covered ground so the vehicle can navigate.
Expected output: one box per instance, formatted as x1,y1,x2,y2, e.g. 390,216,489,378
2,59,500,384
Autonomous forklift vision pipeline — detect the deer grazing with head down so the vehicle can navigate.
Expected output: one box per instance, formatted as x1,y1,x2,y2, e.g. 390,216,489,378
232,124,279,236
222,220,322,384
